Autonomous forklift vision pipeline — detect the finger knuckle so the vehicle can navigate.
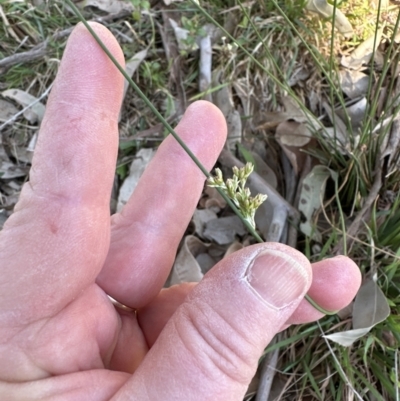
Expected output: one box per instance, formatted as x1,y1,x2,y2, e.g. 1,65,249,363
176,301,257,386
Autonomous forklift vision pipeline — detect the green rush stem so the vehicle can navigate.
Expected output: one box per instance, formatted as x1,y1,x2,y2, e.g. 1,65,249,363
66,0,336,316
191,0,322,132
192,0,347,130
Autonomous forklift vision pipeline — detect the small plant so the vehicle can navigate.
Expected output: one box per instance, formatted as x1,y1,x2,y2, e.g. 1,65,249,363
179,15,207,56
130,0,150,21
140,60,165,89
207,162,267,230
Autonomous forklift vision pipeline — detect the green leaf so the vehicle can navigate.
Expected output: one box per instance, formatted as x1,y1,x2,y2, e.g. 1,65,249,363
237,143,257,170
116,164,128,180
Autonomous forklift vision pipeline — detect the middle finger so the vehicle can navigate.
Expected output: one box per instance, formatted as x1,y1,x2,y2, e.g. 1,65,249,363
96,101,227,308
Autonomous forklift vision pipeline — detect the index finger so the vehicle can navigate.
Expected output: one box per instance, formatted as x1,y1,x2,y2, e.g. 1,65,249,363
0,22,124,323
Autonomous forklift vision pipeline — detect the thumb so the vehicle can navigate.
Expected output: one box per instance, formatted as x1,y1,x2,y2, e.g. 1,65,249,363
112,243,312,401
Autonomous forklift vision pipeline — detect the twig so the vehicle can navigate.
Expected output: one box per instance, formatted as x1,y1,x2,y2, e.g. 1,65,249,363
0,83,53,131
199,33,212,102
0,41,48,74
0,10,132,75
159,11,186,117
255,336,280,401
282,151,297,205
268,206,288,243
281,150,298,247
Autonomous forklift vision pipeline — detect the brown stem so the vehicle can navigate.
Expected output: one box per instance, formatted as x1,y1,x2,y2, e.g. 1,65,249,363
0,10,131,74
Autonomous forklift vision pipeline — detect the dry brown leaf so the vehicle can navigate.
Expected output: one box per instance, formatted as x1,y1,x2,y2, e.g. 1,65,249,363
339,70,369,99
252,152,277,189
321,101,349,153
0,137,8,162
255,111,290,130
199,186,226,212
213,77,233,117
122,49,148,101
212,71,241,151
0,180,21,209
192,208,218,238
281,97,307,122
232,79,251,116
203,215,247,245
276,121,311,174
298,165,337,241
254,201,275,242
281,96,321,130
276,121,311,147
167,235,223,286
27,133,38,153
226,110,242,150
117,148,155,212
168,236,205,285
323,101,347,134
0,161,28,179
2,89,45,123
306,0,353,36
341,28,383,69
352,278,390,330
324,278,390,347
336,303,353,320
335,97,367,131
250,152,278,239
223,241,243,258
381,117,400,165
10,146,33,164
0,99,18,122
0,209,8,229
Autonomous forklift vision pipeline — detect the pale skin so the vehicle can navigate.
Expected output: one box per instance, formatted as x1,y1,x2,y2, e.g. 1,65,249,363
0,23,361,400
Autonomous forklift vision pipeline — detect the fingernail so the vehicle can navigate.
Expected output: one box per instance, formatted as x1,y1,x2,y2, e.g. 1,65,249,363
245,249,309,309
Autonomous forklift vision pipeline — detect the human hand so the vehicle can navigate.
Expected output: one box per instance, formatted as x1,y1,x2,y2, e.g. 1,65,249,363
0,23,361,400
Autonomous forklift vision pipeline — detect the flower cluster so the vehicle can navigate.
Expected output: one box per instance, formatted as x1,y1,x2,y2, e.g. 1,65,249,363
207,162,267,229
